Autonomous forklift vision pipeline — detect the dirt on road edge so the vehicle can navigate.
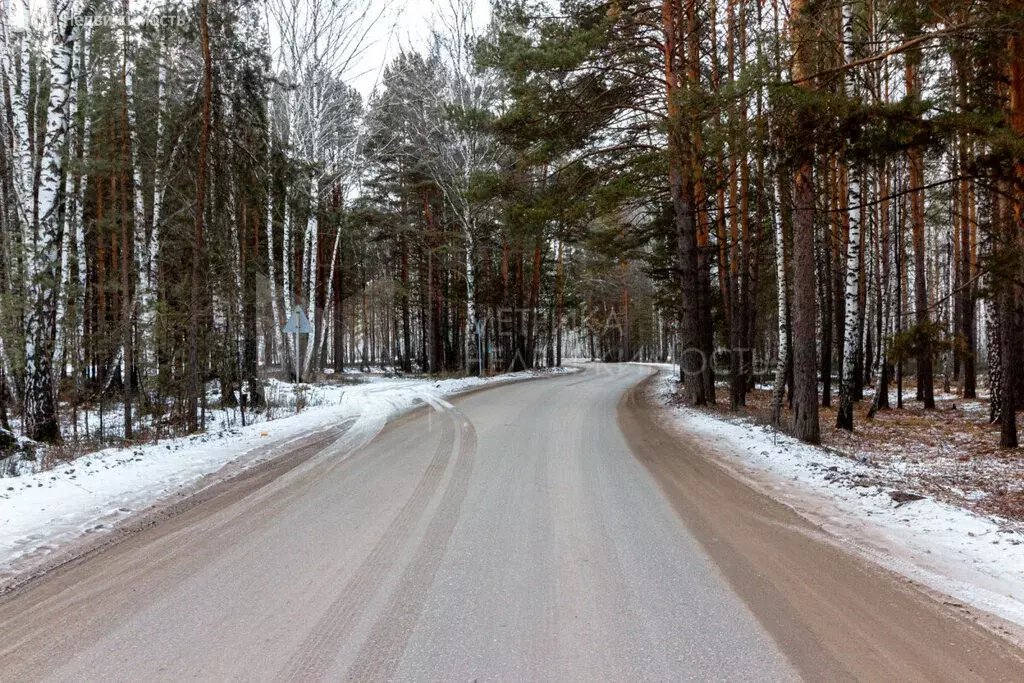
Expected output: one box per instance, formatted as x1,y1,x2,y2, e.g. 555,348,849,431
620,371,1024,682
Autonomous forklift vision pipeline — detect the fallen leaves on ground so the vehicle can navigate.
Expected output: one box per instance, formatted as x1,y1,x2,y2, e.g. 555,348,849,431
695,381,1024,523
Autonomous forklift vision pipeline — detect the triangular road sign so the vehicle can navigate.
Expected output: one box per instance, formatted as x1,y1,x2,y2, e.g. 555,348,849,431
283,306,313,334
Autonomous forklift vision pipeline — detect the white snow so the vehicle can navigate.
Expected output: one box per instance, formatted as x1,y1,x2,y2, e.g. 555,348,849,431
0,369,574,578
651,366,1024,630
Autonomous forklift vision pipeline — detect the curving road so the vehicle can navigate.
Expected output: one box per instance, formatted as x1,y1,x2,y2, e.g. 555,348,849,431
0,364,1022,681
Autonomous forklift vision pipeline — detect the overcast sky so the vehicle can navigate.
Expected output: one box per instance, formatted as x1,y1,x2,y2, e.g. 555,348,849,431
9,0,490,101
348,0,491,99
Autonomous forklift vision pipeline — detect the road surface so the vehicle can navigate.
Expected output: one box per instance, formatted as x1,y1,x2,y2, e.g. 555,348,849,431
1,364,1022,681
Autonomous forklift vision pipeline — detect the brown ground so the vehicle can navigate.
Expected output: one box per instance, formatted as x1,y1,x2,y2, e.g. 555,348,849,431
623,375,1024,681
682,381,1024,523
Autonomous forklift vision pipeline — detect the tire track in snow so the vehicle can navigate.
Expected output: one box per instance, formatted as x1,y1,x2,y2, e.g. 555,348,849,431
275,409,457,681
343,411,478,682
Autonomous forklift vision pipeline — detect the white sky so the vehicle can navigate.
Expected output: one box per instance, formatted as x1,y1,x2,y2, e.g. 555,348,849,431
10,0,490,101
348,0,491,99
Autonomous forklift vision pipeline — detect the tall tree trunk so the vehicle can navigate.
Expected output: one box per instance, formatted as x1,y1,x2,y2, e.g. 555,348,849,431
75,22,93,416
526,233,542,367
138,23,165,371
689,0,715,401
301,181,320,378
870,161,892,417
423,192,443,373
264,96,285,371
25,0,75,443
463,222,476,375
555,237,564,367
819,167,834,408
11,13,35,240
664,0,706,405
726,0,742,408
317,208,342,376
400,232,412,372
837,165,863,430
119,2,135,440
771,164,790,426
789,0,820,443
836,0,863,429
986,188,1004,426
959,141,977,399
999,29,1024,447
54,15,81,381
334,220,346,372
906,42,935,409
188,0,212,432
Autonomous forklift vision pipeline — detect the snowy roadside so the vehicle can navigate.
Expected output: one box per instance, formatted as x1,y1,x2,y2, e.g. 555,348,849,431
0,368,576,577
648,365,1024,632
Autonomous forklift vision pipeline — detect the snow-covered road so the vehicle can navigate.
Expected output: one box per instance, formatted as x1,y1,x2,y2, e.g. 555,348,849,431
0,370,573,580
1,363,1022,681
650,365,1024,634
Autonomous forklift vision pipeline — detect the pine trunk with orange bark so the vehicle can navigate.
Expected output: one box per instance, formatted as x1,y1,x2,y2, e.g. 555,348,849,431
789,0,820,444
664,0,707,405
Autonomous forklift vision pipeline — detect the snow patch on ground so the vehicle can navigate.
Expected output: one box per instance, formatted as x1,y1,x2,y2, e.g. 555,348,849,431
0,368,574,576
651,367,1024,630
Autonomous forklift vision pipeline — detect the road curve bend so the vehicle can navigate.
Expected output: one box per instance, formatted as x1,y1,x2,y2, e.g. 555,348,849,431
0,364,1021,681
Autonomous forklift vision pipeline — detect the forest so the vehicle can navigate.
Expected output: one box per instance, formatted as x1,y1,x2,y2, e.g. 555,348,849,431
0,0,1022,453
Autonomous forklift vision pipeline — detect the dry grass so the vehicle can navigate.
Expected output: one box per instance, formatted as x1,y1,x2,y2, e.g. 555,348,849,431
703,382,1024,523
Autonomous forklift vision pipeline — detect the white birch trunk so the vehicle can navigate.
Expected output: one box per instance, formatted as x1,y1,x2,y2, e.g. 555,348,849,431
771,184,788,425
300,204,318,376
837,168,863,428
283,199,292,311
299,83,322,377
869,181,891,417
463,217,476,374
76,22,91,380
275,92,300,376
836,3,863,429
300,202,313,306
149,43,175,337
281,199,293,372
229,172,242,299
124,11,152,368
0,6,11,106
151,32,166,239
0,5,16,400
54,10,79,372
24,0,74,441
13,18,36,258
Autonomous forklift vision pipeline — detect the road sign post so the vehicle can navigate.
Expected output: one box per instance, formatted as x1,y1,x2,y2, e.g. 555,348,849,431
282,306,313,385
475,318,485,377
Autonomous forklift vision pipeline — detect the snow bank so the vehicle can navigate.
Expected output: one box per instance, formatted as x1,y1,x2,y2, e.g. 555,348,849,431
652,368,1024,630
0,368,574,577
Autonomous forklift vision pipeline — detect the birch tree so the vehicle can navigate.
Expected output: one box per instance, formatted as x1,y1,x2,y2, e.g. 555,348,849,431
266,0,379,380
424,0,499,374
23,0,76,442
837,0,864,431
